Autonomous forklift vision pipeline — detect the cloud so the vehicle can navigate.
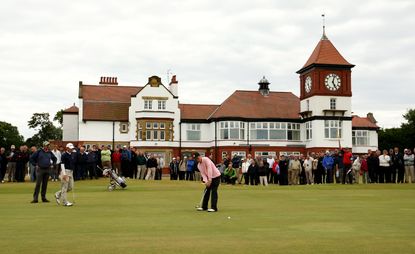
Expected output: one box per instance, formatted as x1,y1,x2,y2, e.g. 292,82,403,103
0,0,414,139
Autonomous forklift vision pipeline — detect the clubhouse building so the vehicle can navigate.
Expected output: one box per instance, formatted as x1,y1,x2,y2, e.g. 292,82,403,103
62,31,379,163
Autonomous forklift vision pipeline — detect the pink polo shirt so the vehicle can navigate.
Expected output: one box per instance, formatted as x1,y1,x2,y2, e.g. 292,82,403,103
197,157,221,183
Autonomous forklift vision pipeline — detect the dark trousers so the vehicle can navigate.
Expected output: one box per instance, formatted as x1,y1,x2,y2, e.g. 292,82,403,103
378,166,387,183
326,168,333,183
342,165,353,184
33,167,50,201
243,173,250,185
76,165,86,180
202,176,220,211
121,160,130,177
186,171,194,181
249,173,257,185
87,163,96,179
279,170,288,185
178,171,185,180
224,175,236,184
397,167,404,183
391,167,397,183
15,162,26,182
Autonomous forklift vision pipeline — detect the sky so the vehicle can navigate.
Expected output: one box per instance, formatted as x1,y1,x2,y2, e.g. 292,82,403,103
1,0,414,139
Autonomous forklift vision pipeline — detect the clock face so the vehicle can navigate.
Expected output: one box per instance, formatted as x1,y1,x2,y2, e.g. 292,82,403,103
324,73,341,91
304,76,312,93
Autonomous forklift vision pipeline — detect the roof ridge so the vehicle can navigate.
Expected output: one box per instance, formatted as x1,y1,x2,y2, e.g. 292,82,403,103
81,84,143,88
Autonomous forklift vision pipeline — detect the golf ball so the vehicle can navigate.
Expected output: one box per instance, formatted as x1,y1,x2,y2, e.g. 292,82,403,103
227,216,231,219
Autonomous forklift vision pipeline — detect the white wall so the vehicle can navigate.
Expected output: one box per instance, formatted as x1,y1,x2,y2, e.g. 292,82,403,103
352,130,378,154
301,96,352,116
78,121,130,142
129,84,181,142
306,119,352,148
62,114,79,141
181,123,211,142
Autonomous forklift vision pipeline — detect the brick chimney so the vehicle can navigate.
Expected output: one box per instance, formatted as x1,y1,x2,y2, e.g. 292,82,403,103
169,75,178,97
367,112,377,124
99,76,118,85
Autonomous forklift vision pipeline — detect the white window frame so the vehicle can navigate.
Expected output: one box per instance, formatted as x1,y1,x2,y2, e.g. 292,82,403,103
325,120,342,139
219,121,245,140
352,130,369,146
144,100,152,110
186,124,201,141
306,121,312,140
158,100,166,110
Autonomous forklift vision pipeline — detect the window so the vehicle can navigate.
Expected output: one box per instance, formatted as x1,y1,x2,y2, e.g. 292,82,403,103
254,151,277,159
269,122,286,140
231,151,246,159
137,120,174,141
219,121,245,140
306,122,312,140
158,100,166,110
330,98,336,110
187,124,201,141
120,123,128,133
352,130,369,146
144,100,152,110
279,151,301,157
250,122,300,141
287,123,301,141
324,120,342,139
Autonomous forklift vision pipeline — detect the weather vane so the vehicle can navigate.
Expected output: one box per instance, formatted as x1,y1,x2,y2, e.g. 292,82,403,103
321,13,328,40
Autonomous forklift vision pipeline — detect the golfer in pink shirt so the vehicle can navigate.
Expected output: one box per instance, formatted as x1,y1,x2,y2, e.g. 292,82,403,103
194,152,221,212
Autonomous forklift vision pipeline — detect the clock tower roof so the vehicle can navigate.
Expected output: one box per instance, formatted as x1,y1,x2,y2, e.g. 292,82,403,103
297,34,354,73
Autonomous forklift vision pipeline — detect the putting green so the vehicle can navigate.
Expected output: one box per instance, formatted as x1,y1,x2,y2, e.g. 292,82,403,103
1,180,415,254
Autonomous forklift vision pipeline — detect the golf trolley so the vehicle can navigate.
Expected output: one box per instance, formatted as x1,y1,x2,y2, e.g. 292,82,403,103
101,168,127,191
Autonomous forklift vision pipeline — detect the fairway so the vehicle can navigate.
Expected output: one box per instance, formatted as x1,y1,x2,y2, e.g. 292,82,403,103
1,180,415,254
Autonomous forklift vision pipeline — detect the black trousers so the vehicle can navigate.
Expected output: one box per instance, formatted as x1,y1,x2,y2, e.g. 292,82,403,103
243,173,250,185
397,167,404,183
33,167,50,201
202,176,220,211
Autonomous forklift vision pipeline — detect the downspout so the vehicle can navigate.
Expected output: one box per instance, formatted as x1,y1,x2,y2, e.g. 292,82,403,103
179,122,182,157
214,121,218,164
112,121,115,149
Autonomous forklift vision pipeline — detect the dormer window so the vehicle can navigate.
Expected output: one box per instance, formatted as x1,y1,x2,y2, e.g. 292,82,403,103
144,100,152,110
158,100,166,110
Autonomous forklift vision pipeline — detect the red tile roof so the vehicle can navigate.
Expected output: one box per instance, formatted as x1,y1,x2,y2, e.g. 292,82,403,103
300,38,353,71
210,91,301,120
63,105,79,114
352,116,379,129
80,84,142,101
80,84,142,121
179,104,219,120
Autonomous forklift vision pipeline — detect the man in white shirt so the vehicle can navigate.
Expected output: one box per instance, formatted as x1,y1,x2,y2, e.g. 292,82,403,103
51,145,62,182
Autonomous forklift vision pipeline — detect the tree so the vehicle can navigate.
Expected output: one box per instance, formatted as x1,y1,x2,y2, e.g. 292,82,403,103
26,113,62,147
0,121,24,149
378,108,415,151
401,109,415,148
54,109,64,126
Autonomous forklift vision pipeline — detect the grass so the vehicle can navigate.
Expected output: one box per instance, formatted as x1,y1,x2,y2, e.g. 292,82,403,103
1,180,415,254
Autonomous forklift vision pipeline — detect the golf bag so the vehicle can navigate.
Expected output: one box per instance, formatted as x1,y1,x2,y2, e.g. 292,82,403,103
102,168,127,191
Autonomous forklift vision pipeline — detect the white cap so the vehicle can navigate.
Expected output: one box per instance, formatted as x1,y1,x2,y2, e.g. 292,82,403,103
66,143,74,149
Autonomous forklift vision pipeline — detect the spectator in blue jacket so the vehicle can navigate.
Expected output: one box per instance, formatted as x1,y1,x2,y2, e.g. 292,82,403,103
322,151,335,183
186,156,195,181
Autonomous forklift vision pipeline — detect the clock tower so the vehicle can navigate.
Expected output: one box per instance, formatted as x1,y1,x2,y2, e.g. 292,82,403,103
297,29,355,150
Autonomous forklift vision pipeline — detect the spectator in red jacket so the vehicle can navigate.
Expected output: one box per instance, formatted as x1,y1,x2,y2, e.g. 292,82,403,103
360,155,369,184
342,147,353,184
111,148,122,175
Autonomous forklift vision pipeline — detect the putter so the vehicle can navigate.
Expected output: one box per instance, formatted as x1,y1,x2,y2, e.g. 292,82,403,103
195,188,207,208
